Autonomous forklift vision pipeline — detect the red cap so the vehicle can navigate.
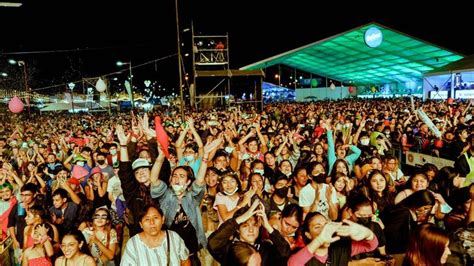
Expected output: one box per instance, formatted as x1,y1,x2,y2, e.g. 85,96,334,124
67,178,80,186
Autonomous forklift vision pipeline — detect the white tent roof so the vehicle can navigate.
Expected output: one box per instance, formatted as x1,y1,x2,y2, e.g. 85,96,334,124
40,101,117,112
40,102,76,112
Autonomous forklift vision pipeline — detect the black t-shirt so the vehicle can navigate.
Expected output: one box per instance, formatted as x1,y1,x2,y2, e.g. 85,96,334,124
351,222,385,260
8,203,26,248
169,204,199,254
300,238,352,266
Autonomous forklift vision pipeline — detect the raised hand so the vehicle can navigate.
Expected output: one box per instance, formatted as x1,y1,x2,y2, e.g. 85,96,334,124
255,202,271,230
115,125,130,146
236,199,261,225
187,117,195,129
336,219,373,241
36,224,49,237
317,222,342,245
204,137,223,154
241,187,256,207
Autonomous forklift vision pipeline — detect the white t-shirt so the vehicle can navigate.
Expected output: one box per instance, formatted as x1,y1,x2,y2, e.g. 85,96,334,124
121,230,189,266
388,168,405,182
213,192,239,226
299,183,338,218
106,175,124,211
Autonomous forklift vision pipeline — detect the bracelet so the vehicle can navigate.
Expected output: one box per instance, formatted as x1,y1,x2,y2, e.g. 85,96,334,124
120,144,127,147
202,159,208,163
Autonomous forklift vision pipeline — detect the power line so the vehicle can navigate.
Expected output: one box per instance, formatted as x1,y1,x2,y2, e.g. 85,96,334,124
30,53,177,92
2,42,161,55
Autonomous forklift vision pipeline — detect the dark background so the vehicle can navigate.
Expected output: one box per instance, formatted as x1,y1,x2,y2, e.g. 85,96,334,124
1,1,472,94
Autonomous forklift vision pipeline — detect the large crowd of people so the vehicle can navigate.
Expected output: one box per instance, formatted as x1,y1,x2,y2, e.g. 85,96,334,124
0,97,473,266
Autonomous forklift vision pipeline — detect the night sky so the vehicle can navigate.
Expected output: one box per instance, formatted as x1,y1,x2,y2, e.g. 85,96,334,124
1,1,472,94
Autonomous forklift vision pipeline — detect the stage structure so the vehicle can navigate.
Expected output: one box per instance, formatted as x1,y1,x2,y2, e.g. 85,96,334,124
191,31,264,110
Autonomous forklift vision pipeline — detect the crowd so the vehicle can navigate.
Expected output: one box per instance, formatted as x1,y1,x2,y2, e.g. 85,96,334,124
0,97,473,266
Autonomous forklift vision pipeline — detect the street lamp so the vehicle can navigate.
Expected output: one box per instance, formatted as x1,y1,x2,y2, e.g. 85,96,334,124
275,74,281,86
68,82,76,113
116,61,134,109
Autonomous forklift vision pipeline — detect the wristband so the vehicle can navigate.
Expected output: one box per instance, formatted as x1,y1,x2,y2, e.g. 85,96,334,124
120,144,127,147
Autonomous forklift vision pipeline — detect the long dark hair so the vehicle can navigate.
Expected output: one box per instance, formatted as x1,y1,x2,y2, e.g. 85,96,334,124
281,203,303,225
302,212,326,244
437,166,459,199
367,170,394,212
406,224,449,266
62,229,92,257
400,190,435,210
218,173,242,194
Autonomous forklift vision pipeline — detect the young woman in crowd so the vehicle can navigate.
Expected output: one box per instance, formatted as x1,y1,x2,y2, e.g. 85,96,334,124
121,204,190,265
361,170,395,216
81,208,118,265
23,206,60,250
404,224,451,266
287,212,378,265
55,230,96,266
384,190,437,262
213,173,244,226
22,223,55,266
291,166,309,202
331,172,351,209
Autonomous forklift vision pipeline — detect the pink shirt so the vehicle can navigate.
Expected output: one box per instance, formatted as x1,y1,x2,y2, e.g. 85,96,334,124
287,237,378,265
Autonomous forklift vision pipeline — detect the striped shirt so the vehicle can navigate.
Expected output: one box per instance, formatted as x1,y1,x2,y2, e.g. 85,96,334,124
120,231,189,266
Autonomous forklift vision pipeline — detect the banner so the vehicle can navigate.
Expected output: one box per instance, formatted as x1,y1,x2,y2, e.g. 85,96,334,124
456,90,474,99
406,151,454,169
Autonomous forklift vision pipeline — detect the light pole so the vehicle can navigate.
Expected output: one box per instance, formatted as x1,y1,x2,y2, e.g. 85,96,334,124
117,61,134,109
9,59,30,116
175,0,185,120
68,82,76,113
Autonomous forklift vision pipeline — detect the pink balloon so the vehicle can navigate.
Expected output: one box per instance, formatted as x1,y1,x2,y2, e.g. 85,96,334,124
348,86,355,93
8,96,24,113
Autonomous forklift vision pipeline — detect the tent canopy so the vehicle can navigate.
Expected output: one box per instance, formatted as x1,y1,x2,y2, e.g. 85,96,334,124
240,23,464,85
41,101,117,112
425,54,474,76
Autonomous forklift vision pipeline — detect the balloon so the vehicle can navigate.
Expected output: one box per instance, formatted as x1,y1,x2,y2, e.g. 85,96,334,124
417,109,442,138
434,139,443,149
371,86,377,93
348,86,355,93
95,78,107,93
311,79,318,87
447,98,454,105
8,96,24,113
329,83,336,90
155,116,170,159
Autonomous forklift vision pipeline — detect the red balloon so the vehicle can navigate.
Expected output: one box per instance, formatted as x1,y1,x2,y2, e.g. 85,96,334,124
8,96,24,113
447,98,454,105
434,139,443,149
155,116,170,159
348,86,355,93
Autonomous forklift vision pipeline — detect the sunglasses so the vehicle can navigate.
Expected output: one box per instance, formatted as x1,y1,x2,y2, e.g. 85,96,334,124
93,214,109,220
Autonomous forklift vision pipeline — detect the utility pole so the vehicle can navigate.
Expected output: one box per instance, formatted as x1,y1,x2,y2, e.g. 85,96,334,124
175,0,185,120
